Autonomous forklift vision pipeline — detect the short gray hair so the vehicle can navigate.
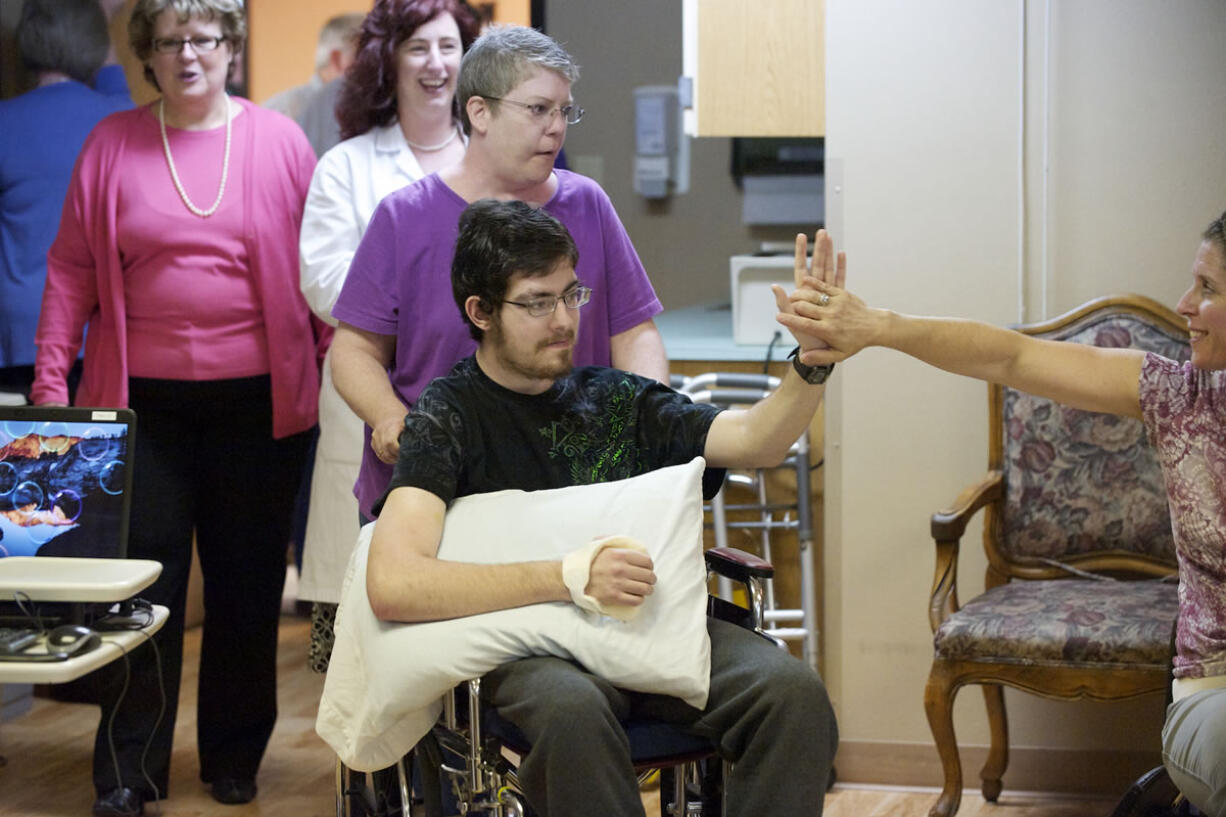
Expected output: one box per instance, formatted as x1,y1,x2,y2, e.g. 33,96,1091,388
457,25,580,134
314,12,364,72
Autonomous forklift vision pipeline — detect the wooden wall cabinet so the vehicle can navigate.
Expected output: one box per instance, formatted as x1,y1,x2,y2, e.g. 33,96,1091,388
681,0,825,137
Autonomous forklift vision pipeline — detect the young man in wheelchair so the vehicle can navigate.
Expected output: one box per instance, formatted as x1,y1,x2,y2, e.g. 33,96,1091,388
366,199,840,816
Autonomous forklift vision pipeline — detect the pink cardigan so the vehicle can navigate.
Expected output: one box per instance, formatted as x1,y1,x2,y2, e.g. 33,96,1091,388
32,98,324,438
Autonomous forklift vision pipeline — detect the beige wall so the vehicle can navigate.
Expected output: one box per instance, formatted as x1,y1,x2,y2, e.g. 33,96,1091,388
247,0,371,103
822,0,1226,788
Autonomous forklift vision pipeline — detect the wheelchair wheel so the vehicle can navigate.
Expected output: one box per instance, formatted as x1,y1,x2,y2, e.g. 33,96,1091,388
1108,766,1185,817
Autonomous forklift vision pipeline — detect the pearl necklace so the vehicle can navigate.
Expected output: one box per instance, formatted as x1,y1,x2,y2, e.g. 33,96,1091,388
159,95,232,218
405,124,460,153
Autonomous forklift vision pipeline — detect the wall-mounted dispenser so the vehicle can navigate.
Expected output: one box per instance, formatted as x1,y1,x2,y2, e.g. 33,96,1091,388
633,85,689,199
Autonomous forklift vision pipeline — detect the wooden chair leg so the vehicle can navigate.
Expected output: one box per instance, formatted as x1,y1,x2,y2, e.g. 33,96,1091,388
924,664,963,817
980,683,1008,802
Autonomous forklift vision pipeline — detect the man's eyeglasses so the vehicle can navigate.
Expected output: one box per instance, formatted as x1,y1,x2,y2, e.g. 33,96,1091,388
503,286,592,317
153,36,227,55
484,96,584,126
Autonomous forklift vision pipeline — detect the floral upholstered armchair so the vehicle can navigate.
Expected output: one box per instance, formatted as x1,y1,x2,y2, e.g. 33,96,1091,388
923,294,1188,817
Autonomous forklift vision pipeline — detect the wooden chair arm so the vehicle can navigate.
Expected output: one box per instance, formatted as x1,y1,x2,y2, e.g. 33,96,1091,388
927,471,1004,632
931,471,1004,542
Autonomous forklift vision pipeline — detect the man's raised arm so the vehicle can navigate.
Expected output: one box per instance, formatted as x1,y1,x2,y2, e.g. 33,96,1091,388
702,229,844,470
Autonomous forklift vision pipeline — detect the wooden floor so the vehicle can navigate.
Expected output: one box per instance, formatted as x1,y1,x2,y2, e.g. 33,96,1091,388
0,616,333,817
0,614,1118,817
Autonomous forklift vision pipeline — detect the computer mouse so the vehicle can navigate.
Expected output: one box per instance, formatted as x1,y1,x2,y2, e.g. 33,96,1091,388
46,624,101,656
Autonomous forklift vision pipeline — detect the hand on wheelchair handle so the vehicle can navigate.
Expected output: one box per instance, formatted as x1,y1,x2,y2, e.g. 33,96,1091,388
561,536,656,621
371,416,404,464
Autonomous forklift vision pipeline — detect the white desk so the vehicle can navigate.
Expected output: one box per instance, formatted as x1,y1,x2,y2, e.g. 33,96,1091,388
0,557,162,602
0,557,166,684
0,605,168,684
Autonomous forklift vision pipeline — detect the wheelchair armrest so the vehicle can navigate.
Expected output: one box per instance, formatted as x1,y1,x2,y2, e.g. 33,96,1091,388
706,550,776,635
705,547,774,582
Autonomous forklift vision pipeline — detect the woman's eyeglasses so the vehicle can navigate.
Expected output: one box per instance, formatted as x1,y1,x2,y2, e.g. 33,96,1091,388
153,36,227,55
483,96,585,126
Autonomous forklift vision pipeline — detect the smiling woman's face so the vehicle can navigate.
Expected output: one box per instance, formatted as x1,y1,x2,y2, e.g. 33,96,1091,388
1176,239,1226,371
395,12,462,119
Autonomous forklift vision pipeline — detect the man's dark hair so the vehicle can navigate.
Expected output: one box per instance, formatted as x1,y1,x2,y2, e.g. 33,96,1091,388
18,0,110,85
452,199,579,341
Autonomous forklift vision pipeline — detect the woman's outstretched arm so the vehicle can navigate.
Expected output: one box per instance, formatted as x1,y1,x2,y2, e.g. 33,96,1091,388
779,285,1145,419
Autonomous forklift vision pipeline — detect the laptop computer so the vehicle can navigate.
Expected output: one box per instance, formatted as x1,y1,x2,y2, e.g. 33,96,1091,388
0,405,135,561
0,406,158,631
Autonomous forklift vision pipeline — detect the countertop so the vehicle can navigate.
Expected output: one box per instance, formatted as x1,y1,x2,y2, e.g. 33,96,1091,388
655,302,794,363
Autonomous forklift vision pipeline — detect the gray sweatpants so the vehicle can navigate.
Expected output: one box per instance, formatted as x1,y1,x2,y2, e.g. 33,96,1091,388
1163,687,1226,817
481,616,838,817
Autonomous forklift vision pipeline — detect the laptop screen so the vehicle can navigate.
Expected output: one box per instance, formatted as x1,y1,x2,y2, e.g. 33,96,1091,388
0,407,135,560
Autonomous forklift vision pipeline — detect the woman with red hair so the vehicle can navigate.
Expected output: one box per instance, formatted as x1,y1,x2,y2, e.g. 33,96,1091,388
297,0,480,671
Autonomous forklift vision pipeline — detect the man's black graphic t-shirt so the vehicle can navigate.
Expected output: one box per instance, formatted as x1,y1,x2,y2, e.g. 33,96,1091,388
376,356,724,511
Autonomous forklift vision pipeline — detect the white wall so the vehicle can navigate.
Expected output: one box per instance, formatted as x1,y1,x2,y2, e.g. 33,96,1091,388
825,0,1226,779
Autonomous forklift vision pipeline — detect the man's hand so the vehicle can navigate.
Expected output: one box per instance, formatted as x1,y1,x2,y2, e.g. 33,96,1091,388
372,414,405,464
585,547,656,609
772,229,847,354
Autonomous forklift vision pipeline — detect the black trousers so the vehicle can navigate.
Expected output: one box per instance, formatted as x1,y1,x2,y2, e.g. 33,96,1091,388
88,376,311,798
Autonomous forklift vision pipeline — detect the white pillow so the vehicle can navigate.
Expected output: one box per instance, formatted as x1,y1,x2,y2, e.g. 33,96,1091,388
316,457,712,772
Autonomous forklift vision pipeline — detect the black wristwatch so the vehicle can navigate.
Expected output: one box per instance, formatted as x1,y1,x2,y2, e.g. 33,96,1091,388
788,346,835,385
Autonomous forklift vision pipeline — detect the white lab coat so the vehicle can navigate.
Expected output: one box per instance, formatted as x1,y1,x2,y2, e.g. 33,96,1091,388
298,123,440,603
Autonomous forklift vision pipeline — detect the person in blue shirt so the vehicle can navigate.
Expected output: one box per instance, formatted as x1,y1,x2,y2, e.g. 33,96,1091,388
0,0,132,404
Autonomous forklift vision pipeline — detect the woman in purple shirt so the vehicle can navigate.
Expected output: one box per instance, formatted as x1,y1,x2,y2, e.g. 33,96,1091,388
782,215,1226,816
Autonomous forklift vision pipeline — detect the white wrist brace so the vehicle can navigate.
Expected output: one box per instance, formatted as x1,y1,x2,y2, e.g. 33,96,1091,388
561,535,649,621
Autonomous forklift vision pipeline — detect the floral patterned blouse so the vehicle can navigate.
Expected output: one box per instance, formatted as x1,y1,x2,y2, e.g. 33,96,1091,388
1139,353,1226,679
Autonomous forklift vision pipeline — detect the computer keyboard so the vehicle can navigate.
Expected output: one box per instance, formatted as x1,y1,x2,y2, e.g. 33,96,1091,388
0,626,39,655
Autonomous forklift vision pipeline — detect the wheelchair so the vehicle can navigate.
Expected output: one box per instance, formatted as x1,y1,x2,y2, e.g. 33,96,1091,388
334,545,782,817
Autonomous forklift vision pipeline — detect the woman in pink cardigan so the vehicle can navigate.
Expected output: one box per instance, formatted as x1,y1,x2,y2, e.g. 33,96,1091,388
31,1,323,814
